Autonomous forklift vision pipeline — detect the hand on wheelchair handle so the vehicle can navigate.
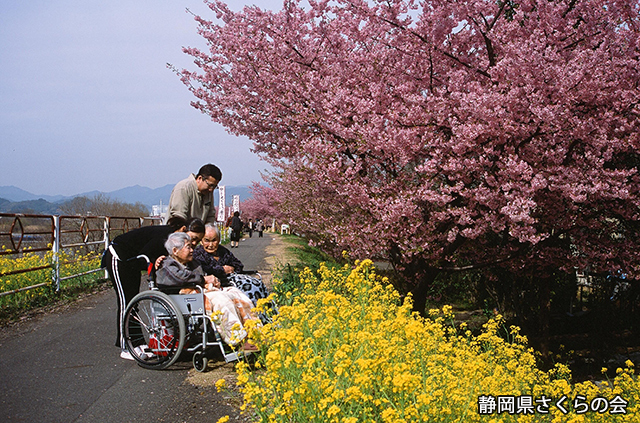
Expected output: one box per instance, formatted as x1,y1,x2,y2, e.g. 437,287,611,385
155,255,166,269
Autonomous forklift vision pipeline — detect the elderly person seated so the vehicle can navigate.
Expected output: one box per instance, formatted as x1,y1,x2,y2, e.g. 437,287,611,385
193,223,269,306
157,232,259,351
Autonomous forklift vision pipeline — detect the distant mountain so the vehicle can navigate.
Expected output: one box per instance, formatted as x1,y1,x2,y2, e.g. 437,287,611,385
0,197,62,214
76,184,175,208
0,186,67,203
0,184,253,214
96,184,252,208
81,184,252,209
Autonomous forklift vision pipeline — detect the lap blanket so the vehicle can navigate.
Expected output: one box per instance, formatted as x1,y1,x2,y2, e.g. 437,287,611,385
226,273,269,307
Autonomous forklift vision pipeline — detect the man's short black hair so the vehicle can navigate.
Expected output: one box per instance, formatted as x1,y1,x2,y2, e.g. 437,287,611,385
197,164,222,181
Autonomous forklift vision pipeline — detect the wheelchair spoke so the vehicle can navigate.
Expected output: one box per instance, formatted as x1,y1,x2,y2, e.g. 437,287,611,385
123,292,186,369
129,311,153,332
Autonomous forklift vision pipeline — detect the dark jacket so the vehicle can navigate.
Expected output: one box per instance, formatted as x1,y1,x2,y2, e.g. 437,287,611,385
101,225,175,270
231,216,243,233
192,244,244,284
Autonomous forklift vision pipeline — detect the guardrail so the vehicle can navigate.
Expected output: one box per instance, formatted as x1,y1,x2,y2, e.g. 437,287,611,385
0,213,163,297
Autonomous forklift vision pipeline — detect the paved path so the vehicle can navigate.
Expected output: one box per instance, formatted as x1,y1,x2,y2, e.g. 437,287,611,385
0,234,278,423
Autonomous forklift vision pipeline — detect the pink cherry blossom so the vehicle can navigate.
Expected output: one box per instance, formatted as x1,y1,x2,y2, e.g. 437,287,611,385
176,0,640,312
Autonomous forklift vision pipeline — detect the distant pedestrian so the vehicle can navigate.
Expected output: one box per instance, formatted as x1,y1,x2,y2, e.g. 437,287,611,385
248,219,254,238
256,219,264,238
167,164,222,224
230,211,242,248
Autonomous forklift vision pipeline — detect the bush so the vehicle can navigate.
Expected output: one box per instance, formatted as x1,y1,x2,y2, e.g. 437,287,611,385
240,260,640,422
271,234,343,306
0,248,105,321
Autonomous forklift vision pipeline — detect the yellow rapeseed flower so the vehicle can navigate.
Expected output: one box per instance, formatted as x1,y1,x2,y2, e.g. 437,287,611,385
215,378,227,392
233,260,640,423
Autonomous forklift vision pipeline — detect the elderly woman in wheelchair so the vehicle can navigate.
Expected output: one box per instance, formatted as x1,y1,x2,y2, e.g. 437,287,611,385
193,223,269,307
157,232,260,351
122,232,259,371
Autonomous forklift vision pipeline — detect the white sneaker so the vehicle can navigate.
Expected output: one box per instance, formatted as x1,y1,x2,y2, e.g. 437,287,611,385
120,349,134,360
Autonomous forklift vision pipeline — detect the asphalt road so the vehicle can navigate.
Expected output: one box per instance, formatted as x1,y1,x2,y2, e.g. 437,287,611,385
0,233,276,423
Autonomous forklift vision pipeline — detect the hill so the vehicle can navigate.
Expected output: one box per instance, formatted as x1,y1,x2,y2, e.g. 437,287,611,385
0,184,253,215
0,197,62,214
0,186,66,203
78,184,252,208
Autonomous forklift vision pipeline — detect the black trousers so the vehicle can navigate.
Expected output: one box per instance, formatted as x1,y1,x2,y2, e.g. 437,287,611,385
103,248,143,349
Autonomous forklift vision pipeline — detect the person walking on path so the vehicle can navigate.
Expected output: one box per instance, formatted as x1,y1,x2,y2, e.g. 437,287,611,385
248,218,254,238
230,211,242,248
255,219,264,238
168,163,222,224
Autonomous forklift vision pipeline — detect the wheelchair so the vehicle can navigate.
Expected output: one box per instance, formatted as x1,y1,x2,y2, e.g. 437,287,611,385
122,256,253,372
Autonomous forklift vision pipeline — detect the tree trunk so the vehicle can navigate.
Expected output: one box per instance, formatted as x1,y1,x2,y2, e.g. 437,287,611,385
410,268,439,317
538,276,551,363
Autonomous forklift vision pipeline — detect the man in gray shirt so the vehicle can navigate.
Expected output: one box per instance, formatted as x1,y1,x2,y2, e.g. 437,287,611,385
168,163,222,224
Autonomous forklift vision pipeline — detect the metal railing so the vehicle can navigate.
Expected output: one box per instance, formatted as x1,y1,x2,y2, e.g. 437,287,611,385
0,213,163,297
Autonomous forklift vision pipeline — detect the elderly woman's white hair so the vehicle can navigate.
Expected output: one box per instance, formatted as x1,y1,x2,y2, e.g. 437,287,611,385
205,223,221,240
164,232,191,255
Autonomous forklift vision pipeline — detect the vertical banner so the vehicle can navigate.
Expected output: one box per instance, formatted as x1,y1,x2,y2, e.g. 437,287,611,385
232,195,240,213
217,185,226,222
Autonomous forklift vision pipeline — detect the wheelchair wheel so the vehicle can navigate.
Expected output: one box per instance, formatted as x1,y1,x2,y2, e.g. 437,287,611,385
193,351,208,372
123,291,186,370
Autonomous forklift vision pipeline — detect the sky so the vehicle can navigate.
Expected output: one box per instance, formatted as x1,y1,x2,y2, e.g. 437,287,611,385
0,0,285,196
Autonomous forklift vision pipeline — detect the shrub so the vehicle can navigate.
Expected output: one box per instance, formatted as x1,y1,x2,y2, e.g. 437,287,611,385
0,247,104,320
241,260,640,422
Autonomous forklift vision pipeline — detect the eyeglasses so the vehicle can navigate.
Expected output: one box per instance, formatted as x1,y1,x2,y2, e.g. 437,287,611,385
197,175,218,190
204,180,218,189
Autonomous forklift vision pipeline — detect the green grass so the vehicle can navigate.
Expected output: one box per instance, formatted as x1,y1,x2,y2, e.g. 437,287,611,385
271,234,344,305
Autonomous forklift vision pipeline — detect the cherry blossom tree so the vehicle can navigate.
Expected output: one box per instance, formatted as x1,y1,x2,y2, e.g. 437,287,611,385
177,0,640,318
241,181,281,222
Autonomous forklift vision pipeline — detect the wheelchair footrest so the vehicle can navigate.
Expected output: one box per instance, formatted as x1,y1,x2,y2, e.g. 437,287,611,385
223,351,241,363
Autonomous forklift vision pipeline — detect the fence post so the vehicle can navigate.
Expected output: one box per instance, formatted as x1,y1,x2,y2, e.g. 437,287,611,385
52,215,61,292
104,217,110,279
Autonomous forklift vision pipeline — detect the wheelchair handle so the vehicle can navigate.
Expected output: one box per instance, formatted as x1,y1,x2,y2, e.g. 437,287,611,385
133,254,154,276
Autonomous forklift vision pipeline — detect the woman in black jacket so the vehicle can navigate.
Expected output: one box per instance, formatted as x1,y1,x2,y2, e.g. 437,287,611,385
229,211,243,248
101,216,205,360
